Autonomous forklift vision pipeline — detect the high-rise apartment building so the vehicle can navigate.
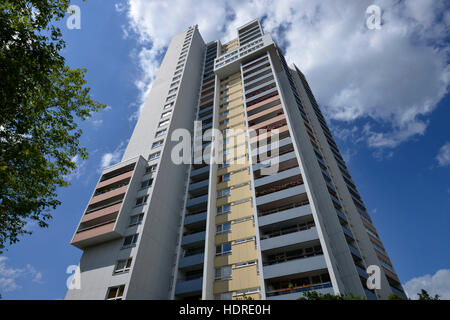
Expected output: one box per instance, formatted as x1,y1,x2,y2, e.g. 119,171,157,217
66,20,406,300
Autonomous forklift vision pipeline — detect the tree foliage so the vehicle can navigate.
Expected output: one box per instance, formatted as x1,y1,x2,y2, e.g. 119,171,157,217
298,291,364,300
0,0,105,252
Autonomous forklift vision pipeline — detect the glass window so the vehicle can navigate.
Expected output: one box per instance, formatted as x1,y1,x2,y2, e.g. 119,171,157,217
122,234,138,248
149,151,160,160
114,258,132,274
216,222,231,234
107,285,125,300
215,266,232,280
129,213,144,226
152,140,163,149
155,129,167,138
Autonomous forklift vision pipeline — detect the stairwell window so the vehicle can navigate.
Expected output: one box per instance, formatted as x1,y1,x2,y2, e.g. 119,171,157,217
129,213,144,227
158,119,170,127
149,152,160,161
217,173,230,183
217,204,231,215
140,178,153,189
152,140,164,149
122,234,138,249
216,222,231,234
145,164,157,174
161,110,172,118
217,188,230,198
215,265,232,280
106,285,125,300
216,242,232,256
135,195,148,206
155,129,167,138
114,258,132,274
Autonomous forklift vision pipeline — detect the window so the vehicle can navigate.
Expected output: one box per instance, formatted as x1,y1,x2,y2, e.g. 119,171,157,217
216,242,232,256
163,102,174,110
214,292,232,300
129,213,144,226
145,164,157,174
141,178,153,189
235,260,257,268
114,258,132,274
219,119,229,126
217,188,230,198
122,234,138,249
234,237,255,245
152,140,163,149
135,195,148,206
175,64,183,71
149,152,160,160
220,95,229,101
220,102,229,108
155,129,167,137
172,75,181,82
161,110,172,118
168,88,178,94
217,204,231,215
215,266,232,280
107,285,125,300
170,81,179,88
220,111,229,117
158,119,170,127
221,89,229,95
235,287,260,297
217,173,230,183
216,222,231,234
166,94,176,102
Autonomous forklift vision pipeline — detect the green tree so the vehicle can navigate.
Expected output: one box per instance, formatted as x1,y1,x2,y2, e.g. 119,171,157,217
298,291,365,300
388,293,406,300
417,289,440,300
0,0,105,253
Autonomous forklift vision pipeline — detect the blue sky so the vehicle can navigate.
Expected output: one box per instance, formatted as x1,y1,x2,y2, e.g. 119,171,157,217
1,0,449,299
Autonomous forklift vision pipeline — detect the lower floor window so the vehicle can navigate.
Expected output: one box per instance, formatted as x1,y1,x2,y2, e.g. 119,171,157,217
106,285,125,300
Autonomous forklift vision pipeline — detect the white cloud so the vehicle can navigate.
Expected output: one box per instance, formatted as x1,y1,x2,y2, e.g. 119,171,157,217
437,142,450,167
0,257,44,293
99,141,126,170
64,155,86,181
120,0,449,149
403,269,450,300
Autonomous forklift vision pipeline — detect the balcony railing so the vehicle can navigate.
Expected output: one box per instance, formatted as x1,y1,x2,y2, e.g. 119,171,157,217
258,200,309,217
266,282,332,297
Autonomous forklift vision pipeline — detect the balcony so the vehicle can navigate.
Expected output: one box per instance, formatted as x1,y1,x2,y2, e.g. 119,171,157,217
186,194,208,210
181,231,206,247
254,167,301,188
188,179,209,195
184,211,207,226
266,282,333,300
89,185,128,206
258,203,311,227
175,277,203,296
348,243,362,260
71,220,121,249
256,184,306,207
178,253,204,269
96,170,133,189
342,225,355,241
260,227,319,252
263,254,327,279
190,165,210,180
